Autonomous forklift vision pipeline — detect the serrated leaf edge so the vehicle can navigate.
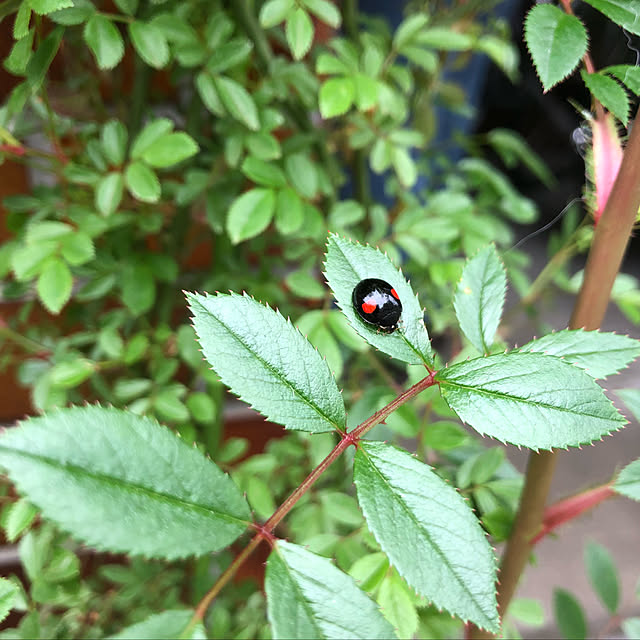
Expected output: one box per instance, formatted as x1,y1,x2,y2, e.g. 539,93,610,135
186,290,345,433
322,232,432,367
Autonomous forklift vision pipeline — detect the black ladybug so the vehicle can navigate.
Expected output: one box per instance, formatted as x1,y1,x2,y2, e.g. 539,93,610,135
352,278,402,333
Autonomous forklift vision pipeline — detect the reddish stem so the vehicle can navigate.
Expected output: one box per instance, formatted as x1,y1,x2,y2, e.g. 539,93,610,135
189,371,437,626
531,484,615,545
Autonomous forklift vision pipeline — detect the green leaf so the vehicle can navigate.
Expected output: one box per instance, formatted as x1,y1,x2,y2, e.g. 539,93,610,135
453,245,506,354
129,20,170,69
101,119,128,166
393,13,429,50
110,609,204,640
302,0,341,28
509,598,545,627
154,389,189,423
30,0,73,14
186,392,216,424
392,146,417,188
95,172,124,216
60,231,94,266
275,187,304,234
196,71,223,115
25,26,62,90
214,75,260,131
37,257,72,314
328,200,365,228
377,574,419,639
121,263,155,316
423,421,470,450
50,358,95,388
265,541,397,639
518,330,640,379
456,447,505,489
604,64,640,95
436,352,626,449
260,0,294,28
48,1,95,25
319,77,355,118
524,4,587,91
246,131,281,160
284,152,318,198
286,7,313,60
13,1,31,39
581,0,640,36
83,15,124,70
0,578,18,625
11,241,55,280
130,118,173,159
353,73,379,111
416,27,473,50
581,71,629,125
5,499,38,542
5,30,34,75
553,588,587,640
140,132,198,168
125,161,161,203
226,188,276,244
354,442,499,632
585,542,619,614
241,157,287,188
614,457,640,501
206,39,252,74
0,406,250,559
617,388,640,422
324,234,432,366
486,128,555,187
187,292,345,433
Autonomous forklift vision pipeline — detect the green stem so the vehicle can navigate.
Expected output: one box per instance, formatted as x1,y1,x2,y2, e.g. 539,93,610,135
189,372,436,626
470,106,640,639
0,325,51,355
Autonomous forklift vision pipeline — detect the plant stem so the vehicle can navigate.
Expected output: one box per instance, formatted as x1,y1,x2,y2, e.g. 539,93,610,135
189,372,436,627
470,107,640,639
0,324,51,355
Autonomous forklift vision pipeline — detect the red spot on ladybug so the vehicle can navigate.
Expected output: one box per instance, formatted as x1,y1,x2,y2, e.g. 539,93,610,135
352,279,402,333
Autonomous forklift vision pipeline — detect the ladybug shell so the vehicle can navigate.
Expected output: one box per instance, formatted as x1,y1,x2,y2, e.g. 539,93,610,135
352,278,402,333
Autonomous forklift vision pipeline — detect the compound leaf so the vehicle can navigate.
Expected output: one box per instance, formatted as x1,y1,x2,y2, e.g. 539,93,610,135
187,292,345,433
0,406,250,559
354,441,499,632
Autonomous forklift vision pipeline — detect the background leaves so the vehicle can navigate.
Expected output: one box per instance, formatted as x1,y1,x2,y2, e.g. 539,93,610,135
453,245,506,353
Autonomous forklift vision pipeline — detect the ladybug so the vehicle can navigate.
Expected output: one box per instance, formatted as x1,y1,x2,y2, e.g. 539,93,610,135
352,278,402,333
